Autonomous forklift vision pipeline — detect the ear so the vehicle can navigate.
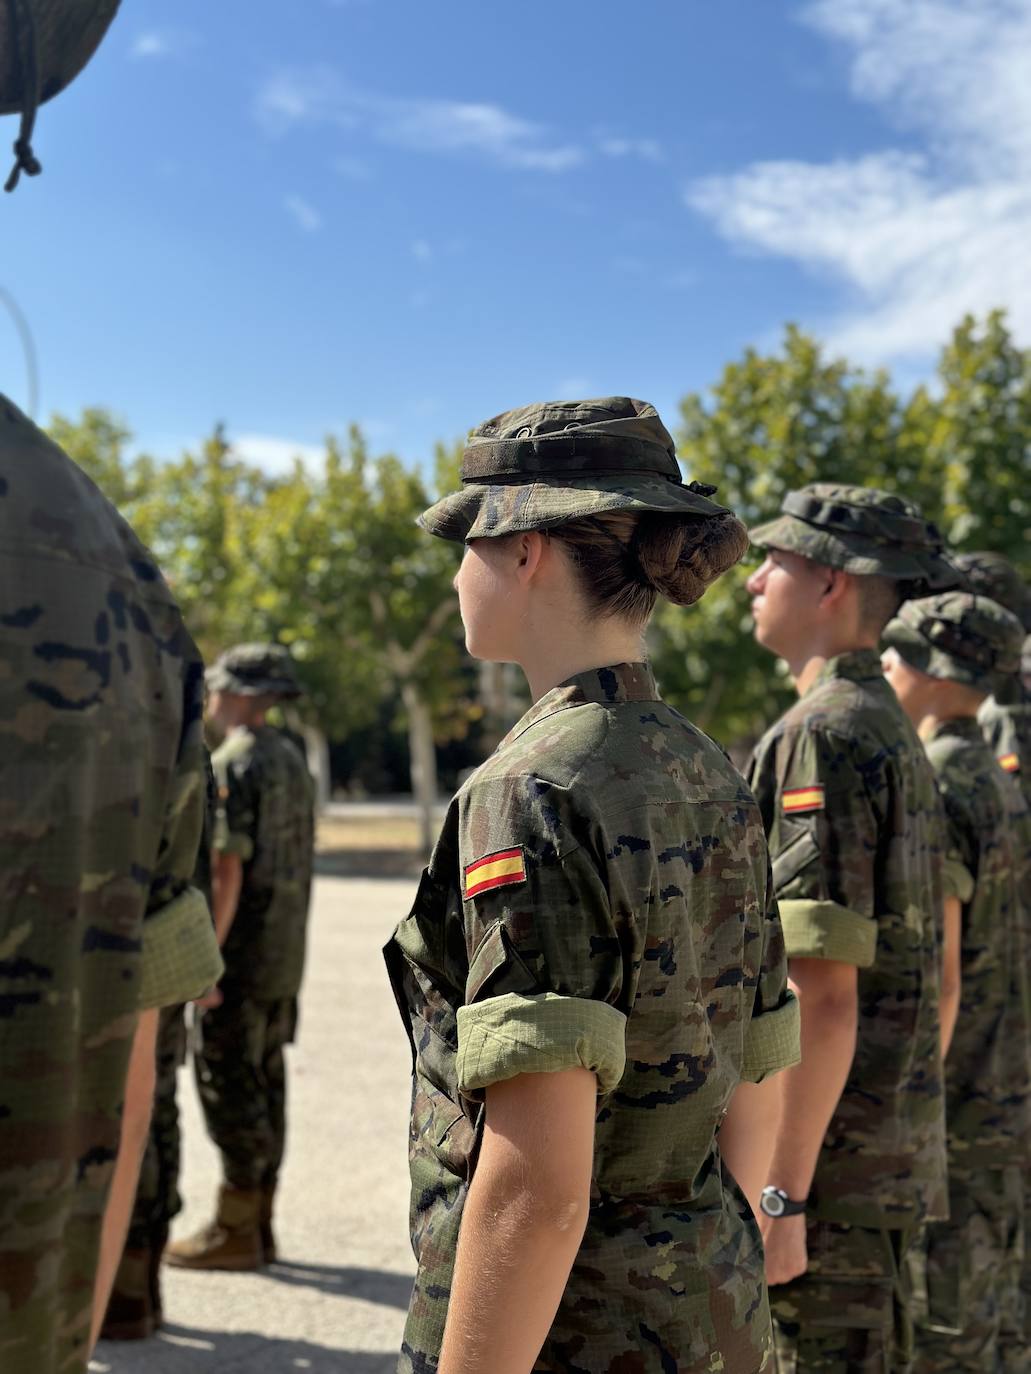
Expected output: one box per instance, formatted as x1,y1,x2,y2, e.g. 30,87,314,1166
512,531,547,585
819,567,852,610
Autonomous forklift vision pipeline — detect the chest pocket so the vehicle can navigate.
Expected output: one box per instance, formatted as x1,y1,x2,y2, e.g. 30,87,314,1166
772,824,821,893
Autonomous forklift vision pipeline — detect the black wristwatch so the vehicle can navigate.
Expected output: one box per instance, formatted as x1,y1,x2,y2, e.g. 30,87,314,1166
759,1186,806,1218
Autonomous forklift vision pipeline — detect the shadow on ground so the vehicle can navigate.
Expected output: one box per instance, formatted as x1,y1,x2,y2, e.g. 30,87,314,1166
315,848,422,880
263,1260,413,1310
94,1325,396,1372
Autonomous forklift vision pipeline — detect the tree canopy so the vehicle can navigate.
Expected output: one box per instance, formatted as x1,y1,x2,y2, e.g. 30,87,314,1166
52,310,1030,779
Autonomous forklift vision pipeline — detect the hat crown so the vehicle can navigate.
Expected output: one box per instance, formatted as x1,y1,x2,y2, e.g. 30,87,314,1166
899,592,1024,675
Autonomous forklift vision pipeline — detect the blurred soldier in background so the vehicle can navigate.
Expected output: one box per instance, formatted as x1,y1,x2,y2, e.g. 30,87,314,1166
167,645,315,1272
882,592,1030,1373
744,485,960,1373
954,552,1031,802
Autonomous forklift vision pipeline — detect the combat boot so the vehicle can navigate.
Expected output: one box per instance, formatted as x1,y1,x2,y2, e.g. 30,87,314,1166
259,1184,278,1264
164,1185,264,1271
99,1246,155,1341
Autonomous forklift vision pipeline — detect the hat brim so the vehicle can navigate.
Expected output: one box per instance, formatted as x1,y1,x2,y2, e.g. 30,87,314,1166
420,475,732,542
205,667,302,699
750,514,961,590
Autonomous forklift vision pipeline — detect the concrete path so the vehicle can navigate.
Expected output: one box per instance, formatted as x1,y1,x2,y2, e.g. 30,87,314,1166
91,874,418,1374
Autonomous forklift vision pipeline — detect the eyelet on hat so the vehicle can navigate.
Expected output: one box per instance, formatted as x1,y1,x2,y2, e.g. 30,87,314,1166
564,422,581,431
515,426,532,438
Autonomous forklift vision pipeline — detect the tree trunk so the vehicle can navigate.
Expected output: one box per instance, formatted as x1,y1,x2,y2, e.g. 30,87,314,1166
401,680,439,858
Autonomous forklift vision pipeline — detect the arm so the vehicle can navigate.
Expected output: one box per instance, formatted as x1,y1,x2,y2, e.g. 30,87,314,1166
211,850,243,947
939,894,962,1058
761,957,858,1286
720,1074,785,1217
438,1067,596,1374
90,1008,159,1350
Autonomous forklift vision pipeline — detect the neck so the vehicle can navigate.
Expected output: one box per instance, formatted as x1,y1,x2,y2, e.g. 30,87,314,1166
917,707,977,741
518,619,645,702
788,633,878,698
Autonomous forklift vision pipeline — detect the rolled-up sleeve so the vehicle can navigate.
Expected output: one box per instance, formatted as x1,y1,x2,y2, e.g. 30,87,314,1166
457,776,625,1098
458,992,627,1098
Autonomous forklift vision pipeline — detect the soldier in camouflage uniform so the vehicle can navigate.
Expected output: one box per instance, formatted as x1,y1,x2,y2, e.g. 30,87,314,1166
386,398,801,1372
951,553,1031,1373
0,396,223,1374
953,553,1031,805
744,485,960,1373
881,592,1030,1372
167,644,315,1272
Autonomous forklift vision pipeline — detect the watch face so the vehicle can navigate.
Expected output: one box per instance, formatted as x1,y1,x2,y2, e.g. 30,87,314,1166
760,1189,786,1218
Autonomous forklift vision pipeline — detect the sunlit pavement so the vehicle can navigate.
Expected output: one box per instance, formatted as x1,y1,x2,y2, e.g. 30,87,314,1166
92,874,417,1374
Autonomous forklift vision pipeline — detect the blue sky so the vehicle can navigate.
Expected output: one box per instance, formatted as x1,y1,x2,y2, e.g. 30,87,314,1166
2,0,1028,473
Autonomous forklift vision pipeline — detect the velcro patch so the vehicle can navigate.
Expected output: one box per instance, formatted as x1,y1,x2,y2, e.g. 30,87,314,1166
999,752,1020,774
782,785,826,814
463,847,526,900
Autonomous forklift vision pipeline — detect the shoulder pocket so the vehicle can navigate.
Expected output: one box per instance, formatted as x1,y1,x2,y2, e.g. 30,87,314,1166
466,921,539,1004
772,825,821,892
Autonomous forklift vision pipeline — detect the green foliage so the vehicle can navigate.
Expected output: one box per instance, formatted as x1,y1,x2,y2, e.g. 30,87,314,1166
659,315,1030,745
48,310,1030,762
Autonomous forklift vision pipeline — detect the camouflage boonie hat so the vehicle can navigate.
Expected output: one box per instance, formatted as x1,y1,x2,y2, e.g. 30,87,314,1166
953,552,1031,632
1,1,122,191
206,643,303,699
883,593,1024,695
750,484,960,591
419,397,733,542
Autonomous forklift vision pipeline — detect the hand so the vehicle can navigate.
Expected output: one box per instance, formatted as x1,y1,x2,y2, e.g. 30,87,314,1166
760,1212,808,1286
194,984,223,1010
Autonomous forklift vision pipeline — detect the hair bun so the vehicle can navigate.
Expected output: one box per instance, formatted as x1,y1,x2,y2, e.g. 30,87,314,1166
636,512,749,606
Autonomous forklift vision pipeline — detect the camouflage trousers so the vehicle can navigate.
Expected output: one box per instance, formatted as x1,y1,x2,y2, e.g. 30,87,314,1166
193,993,297,1191
771,1220,915,1374
126,1003,186,1248
910,1165,1027,1374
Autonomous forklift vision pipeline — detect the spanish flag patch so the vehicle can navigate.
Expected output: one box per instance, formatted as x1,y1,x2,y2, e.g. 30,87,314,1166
999,753,1020,773
782,785,826,814
463,847,527,900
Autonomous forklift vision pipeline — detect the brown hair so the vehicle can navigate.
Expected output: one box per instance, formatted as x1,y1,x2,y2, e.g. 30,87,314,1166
548,509,749,624
855,574,904,636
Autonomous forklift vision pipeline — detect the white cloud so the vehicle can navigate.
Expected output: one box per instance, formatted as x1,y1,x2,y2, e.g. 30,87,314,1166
411,238,432,263
597,136,664,164
555,377,594,398
284,194,323,232
234,433,325,474
130,30,195,60
333,154,373,180
256,69,583,172
686,0,1031,364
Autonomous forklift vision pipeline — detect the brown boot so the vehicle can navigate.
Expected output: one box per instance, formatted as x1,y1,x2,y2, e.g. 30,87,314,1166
259,1185,277,1265
149,1224,168,1327
99,1247,155,1341
164,1186,264,1271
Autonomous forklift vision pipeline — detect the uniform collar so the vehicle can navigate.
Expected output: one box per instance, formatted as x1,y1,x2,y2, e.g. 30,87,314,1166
498,661,659,750
807,648,885,696
923,716,985,746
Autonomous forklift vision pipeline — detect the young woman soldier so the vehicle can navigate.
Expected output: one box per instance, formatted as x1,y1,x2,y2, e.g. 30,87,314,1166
385,397,801,1374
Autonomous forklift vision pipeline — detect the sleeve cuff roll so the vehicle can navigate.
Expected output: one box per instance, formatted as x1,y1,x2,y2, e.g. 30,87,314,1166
215,832,253,861
742,994,801,1082
941,858,974,905
779,898,878,968
457,992,627,1099
140,887,224,1009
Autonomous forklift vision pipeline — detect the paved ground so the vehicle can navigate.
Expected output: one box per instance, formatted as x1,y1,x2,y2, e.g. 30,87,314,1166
91,872,419,1374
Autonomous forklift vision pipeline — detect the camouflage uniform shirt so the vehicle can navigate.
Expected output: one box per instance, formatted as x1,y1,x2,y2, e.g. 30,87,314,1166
979,681,1031,809
747,650,949,1228
213,725,315,1000
923,719,1030,1167
0,397,222,1374
386,662,800,1373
